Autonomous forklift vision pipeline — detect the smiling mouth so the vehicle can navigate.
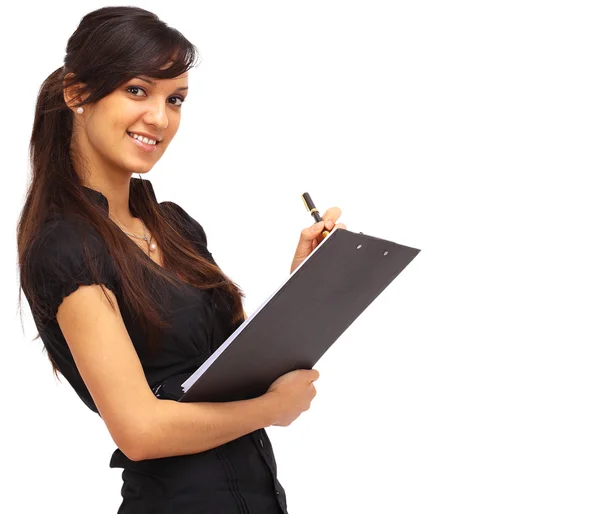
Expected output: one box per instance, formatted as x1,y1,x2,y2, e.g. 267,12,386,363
127,131,161,145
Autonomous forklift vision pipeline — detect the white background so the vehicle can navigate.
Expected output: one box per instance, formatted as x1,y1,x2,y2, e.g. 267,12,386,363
2,1,599,513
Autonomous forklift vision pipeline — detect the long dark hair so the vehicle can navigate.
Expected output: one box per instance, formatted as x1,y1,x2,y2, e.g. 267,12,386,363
17,6,245,378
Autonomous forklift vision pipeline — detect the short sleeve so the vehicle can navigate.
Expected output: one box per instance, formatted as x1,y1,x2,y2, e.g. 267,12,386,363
160,201,217,265
25,218,119,321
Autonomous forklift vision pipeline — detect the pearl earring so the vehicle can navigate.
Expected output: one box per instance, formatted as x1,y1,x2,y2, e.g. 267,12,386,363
76,107,84,114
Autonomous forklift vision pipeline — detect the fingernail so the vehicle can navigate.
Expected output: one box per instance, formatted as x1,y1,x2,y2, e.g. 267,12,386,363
313,222,323,231
326,220,334,229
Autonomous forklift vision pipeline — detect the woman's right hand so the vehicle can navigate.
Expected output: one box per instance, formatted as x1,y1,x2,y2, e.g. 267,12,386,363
263,369,320,427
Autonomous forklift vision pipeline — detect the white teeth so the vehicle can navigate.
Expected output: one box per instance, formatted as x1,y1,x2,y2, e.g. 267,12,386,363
129,132,157,145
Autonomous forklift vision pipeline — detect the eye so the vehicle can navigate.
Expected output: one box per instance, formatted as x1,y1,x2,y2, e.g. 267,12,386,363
169,96,185,107
126,86,146,97
125,86,185,107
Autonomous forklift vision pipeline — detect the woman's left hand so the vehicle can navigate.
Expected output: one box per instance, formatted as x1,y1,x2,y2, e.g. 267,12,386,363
290,207,347,274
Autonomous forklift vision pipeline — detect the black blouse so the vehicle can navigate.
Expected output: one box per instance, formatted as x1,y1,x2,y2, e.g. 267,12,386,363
24,178,288,514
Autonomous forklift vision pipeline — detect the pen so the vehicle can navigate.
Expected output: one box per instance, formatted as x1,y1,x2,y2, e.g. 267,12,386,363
301,192,330,238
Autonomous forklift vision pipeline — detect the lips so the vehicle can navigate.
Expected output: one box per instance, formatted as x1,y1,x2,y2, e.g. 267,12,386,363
127,131,159,152
127,131,160,145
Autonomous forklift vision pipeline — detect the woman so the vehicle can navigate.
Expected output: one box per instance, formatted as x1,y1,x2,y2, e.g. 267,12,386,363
17,6,345,513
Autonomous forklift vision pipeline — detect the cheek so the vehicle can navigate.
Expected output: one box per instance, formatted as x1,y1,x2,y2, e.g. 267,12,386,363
162,115,181,143
88,107,129,141
168,113,182,132
113,107,140,132
85,120,112,150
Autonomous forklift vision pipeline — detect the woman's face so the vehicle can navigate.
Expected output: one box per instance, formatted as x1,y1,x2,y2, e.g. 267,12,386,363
68,72,189,176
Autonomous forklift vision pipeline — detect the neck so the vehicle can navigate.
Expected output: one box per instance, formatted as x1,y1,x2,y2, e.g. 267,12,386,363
85,175,136,225
70,131,138,226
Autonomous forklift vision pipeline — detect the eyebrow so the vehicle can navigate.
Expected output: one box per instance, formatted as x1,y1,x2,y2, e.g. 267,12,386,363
136,76,188,92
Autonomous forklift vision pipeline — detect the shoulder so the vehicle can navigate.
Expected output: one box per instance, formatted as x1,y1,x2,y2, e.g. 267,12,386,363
24,216,118,320
160,201,208,246
29,215,110,267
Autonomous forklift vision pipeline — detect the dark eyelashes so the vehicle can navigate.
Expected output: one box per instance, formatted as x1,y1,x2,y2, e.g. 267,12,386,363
125,86,186,106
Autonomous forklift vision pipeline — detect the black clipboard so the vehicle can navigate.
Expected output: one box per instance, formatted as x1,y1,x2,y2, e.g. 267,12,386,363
179,227,420,403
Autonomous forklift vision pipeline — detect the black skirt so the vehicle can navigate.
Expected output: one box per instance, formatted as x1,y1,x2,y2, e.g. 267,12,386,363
110,428,288,514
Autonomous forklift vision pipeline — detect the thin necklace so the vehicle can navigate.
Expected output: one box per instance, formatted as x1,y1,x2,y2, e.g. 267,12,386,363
111,217,157,253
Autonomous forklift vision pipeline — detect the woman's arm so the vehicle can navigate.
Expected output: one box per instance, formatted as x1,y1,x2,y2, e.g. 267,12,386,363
57,285,275,461
141,395,275,460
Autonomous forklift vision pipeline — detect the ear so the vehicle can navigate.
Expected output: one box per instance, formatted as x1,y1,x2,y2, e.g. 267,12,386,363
63,72,89,114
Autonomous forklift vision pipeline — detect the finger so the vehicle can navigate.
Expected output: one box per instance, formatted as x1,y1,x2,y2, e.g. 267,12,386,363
297,221,325,255
324,222,347,233
322,206,342,221
301,220,325,240
322,222,346,236
321,206,342,227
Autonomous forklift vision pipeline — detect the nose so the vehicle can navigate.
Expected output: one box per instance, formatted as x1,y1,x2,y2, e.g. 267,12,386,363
143,99,169,131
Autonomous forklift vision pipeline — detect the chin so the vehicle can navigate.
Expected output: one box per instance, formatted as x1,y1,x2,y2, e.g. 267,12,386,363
132,166,154,175
120,164,151,177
